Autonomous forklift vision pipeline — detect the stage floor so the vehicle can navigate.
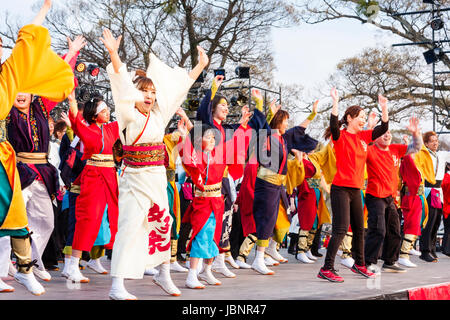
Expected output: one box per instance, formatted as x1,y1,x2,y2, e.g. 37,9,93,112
1,249,449,300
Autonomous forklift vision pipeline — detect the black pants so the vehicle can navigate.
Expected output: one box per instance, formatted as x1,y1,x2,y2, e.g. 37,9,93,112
364,194,402,265
324,185,365,269
442,214,450,255
419,193,442,255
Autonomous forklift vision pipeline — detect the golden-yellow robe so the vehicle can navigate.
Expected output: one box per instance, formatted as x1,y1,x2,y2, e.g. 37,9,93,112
0,24,74,231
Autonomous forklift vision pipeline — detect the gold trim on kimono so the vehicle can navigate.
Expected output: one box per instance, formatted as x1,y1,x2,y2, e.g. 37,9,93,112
16,152,48,164
257,166,287,186
404,185,425,196
86,154,115,167
307,178,321,189
166,169,176,182
0,120,7,143
194,182,222,198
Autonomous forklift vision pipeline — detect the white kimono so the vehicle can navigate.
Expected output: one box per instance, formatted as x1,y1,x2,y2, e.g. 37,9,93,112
107,54,194,279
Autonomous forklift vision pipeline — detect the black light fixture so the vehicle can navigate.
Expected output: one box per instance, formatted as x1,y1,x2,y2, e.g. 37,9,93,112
423,0,437,4
430,17,444,30
423,46,445,64
75,62,86,73
76,88,92,103
87,64,100,77
214,68,226,80
187,98,200,111
235,66,250,79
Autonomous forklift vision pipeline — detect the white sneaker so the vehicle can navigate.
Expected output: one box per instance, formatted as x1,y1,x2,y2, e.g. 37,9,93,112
264,256,280,266
266,239,288,263
109,288,137,300
306,250,318,261
340,257,355,269
224,255,240,269
8,262,17,277
185,271,205,289
144,267,159,276
170,261,189,273
198,268,222,285
235,259,251,269
153,274,181,296
87,259,108,274
398,257,417,268
0,278,14,292
14,272,45,296
251,258,275,275
66,258,89,283
33,268,52,282
409,249,421,256
212,255,236,278
296,252,314,264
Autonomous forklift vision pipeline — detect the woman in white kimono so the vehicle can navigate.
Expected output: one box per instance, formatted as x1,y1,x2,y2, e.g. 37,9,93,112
100,29,208,300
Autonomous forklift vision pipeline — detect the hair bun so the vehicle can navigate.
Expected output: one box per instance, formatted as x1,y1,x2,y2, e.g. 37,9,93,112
134,69,147,78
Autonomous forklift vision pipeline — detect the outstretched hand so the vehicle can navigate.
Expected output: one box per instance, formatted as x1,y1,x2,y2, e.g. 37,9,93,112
312,100,319,114
60,112,71,127
269,99,281,115
406,116,420,135
330,87,339,103
197,46,209,68
239,105,251,127
100,29,122,54
67,35,87,55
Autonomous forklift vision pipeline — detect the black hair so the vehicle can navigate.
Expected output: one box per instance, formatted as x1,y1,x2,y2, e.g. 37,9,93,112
83,98,103,125
188,123,220,151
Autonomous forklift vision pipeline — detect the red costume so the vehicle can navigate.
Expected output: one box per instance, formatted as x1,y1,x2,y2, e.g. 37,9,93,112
400,154,423,236
69,111,119,251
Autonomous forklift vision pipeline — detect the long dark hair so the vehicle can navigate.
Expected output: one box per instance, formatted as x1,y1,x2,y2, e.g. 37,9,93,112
83,98,104,125
323,105,363,140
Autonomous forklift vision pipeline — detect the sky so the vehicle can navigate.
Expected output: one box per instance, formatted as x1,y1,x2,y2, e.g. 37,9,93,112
1,1,448,141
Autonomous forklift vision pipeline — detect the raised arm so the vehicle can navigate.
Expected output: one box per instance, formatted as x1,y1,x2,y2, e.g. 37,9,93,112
31,0,52,26
405,116,423,155
371,94,389,141
298,100,319,129
329,87,340,141
188,46,209,81
100,29,123,74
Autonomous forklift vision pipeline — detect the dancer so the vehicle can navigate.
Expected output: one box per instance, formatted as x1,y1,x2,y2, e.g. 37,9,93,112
414,132,449,262
0,0,74,295
101,28,208,299
180,117,251,289
364,117,422,273
62,91,119,282
247,92,319,275
196,75,251,277
317,89,388,283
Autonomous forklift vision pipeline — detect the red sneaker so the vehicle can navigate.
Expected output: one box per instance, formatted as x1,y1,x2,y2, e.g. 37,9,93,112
351,264,376,278
317,267,344,283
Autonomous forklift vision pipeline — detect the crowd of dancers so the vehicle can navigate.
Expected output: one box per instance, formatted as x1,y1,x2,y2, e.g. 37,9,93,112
0,0,449,300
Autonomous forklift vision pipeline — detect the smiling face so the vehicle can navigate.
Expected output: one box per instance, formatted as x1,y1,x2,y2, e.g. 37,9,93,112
202,129,216,152
375,130,392,147
425,134,439,152
135,84,156,114
13,93,32,112
95,104,110,124
212,97,229,122
347,109,367,133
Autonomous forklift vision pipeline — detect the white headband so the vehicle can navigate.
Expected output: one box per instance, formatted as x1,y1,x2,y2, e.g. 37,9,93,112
95,101,108,115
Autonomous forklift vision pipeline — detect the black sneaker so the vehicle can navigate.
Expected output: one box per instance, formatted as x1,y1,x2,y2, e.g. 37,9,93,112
382,262,407,273
420,253,438,262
